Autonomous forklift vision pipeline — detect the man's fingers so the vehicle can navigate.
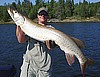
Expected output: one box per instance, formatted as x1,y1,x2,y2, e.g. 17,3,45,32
45,40,51,50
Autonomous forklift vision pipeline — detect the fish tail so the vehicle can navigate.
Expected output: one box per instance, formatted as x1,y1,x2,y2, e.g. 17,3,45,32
80,58,94,77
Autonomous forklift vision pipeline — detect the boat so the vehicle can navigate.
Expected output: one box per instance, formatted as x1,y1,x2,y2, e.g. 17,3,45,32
0,65,16,77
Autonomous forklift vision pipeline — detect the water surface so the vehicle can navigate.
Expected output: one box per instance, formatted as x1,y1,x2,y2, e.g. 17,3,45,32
0,22,100,77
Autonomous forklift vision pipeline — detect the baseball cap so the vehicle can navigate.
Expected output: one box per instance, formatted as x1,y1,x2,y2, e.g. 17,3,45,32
38,7,48,14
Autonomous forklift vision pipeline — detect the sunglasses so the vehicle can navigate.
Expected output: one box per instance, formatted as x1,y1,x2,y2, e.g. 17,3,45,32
38,11,48,16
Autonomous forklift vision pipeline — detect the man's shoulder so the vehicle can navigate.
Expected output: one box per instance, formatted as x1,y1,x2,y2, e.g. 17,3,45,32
46,25,55,29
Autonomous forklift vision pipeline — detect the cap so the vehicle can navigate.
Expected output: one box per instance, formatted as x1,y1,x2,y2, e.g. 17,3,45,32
38,7,48,14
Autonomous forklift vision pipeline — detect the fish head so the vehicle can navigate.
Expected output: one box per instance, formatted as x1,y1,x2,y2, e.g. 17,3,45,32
7,6,25,26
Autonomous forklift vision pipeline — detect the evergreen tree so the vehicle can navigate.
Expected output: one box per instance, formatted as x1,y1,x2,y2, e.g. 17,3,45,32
49,0,55,18
83,0,89,17
35,0,44,14
24,0,30,4
65,0,72,17
2,7,9,22
96,2,100,18
38,0,44,7
35,0,39,13
18,0,21,5
0,6,3,21
28,6,37,20
11,2,17,9
96,7,100,19
55,1,60,19
74,3,79,16
55,0,65,20
59,0,65,19
0,0,100,21
22,0,31,16
50,0,55,8
79,0,89,17
72,0,74,16
17,0,21,10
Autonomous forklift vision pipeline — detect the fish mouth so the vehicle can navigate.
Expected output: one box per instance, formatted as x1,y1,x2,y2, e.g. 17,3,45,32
7,6,16,14
7,6,16,10
7,6,25,25
7,6,15,19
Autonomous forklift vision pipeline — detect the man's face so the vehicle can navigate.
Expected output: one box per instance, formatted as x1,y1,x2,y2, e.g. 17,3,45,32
38,11,48,23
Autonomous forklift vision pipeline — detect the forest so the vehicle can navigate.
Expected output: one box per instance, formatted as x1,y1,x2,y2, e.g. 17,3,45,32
0,0,100,22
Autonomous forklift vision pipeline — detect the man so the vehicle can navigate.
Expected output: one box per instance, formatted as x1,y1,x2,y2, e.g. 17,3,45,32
16,7,55,77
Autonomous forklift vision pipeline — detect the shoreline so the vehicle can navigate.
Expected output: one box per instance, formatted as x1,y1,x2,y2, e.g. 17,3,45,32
0,21,15,24
48,17,100,23
0,17,100,24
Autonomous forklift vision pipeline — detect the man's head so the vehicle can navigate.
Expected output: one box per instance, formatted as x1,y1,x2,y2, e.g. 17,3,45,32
37,7,48,24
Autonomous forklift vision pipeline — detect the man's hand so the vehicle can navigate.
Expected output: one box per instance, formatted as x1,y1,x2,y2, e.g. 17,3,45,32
45,40,58,50
45,40,51,50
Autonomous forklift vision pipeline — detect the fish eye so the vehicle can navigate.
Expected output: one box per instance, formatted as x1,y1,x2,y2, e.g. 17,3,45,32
15,11,17,13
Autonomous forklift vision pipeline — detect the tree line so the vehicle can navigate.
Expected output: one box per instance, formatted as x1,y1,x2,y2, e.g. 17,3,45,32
0,0,100,22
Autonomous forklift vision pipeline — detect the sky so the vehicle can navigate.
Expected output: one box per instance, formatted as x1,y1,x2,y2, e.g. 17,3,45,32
0,0,100,6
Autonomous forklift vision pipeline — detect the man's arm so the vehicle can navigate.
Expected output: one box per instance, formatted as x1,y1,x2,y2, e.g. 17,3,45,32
16,26,29,43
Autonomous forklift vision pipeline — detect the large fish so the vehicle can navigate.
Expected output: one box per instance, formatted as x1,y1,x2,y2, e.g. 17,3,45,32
7,6,94,77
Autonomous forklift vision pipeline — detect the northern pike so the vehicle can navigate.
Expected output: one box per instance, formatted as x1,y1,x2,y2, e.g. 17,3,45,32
7,6,94,77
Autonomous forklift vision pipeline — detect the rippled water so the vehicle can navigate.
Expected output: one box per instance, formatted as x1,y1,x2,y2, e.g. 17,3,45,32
0,22,100,77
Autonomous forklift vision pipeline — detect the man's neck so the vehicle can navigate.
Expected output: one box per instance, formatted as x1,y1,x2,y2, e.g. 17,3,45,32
38,22,47,26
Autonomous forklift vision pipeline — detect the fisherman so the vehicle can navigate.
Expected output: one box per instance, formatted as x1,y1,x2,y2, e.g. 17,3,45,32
16,7,57,77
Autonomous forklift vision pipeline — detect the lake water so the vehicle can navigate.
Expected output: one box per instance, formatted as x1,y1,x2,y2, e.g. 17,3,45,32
0,22,100,77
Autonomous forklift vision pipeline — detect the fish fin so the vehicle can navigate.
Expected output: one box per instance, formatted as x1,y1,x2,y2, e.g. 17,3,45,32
68,36,84,49
65,53,75,66
80,58,94,77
